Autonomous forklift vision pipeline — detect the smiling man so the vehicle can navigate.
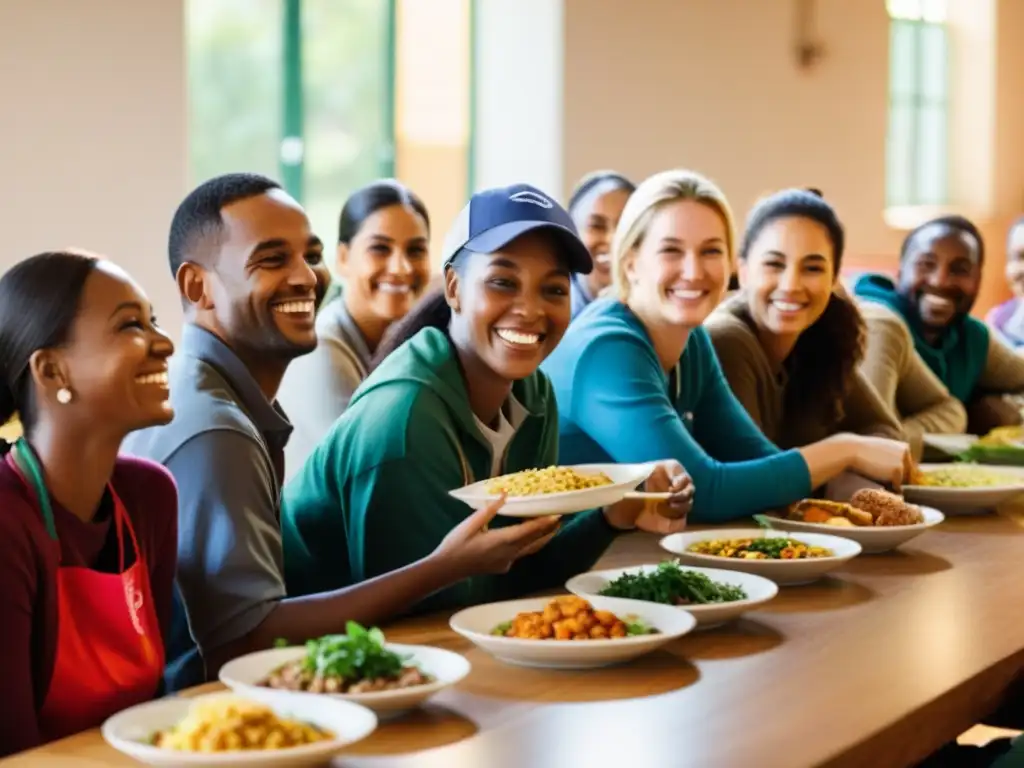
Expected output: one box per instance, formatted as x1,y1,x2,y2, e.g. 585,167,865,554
122,174,321,689
855,215,1024,433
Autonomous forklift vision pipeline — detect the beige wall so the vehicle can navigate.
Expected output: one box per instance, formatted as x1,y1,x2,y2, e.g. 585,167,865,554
562,0,1024,314
0,0,188,338
1,0,1021,320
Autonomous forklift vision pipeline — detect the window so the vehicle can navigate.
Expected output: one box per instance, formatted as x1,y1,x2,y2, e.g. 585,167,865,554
186,0,396,245
885,0,949,208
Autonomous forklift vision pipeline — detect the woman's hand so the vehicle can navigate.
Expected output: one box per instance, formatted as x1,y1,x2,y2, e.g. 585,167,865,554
432,494,561,577
603,460,692,533
850,436,914,490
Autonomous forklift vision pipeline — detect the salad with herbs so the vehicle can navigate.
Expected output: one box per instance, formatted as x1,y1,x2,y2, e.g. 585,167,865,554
260,622,433,694
598,560,747,605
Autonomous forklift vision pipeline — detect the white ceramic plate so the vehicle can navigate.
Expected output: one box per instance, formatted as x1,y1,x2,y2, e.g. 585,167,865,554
449,594,695,669
565,564,778,629
659,528,862,586
904,463,1024,515
766,506,945,554
219,644,469,717
102,691,377,767
449,463,656,517
922,433,976,457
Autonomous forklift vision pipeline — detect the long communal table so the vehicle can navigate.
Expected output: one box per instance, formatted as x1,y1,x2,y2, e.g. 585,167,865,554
3,510,1023,768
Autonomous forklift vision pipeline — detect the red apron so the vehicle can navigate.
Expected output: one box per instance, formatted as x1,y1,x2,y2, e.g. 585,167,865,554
7,439,164,741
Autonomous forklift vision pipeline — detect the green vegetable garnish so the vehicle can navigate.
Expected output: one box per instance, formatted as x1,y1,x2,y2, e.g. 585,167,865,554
625,619,655,636
491,620,512,636
297,621,408,681
745,537,794,558
598,560,747,606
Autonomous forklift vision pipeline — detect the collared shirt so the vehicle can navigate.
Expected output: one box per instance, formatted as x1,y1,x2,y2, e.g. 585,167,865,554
277,297,374,479
121,324,292,691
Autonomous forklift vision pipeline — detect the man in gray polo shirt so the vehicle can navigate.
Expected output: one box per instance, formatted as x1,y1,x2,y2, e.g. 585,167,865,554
124,173,561,691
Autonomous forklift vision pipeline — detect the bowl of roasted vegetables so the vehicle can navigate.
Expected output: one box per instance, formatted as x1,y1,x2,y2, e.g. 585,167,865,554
448,463,656,517
219,622,470,717
660,528,862,586
565,560,778,629
102,692,377,767
769,490,944,553
904,463,1024,515
449,595,696,669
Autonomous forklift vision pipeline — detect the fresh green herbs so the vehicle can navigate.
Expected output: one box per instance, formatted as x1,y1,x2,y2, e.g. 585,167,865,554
598,560,747,606
491,620,513,636
624,618,656,636
298,621,407,681
744,538,794,559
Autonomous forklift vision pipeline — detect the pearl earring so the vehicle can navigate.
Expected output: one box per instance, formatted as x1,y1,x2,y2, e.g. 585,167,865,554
56,388,72,405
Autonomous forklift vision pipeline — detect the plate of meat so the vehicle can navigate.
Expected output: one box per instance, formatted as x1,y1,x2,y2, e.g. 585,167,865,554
768,489,944,554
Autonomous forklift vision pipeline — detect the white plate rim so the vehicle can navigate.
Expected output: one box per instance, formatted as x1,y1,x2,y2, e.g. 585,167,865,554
448,462,655,505
765,505,945,534
218,643,470,705
659,528,863,564
564,563,779,611
448,595,697,648
101,691,377,763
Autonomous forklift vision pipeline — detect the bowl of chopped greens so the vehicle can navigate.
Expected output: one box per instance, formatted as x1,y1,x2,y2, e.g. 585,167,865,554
219,622,471,717
449,595,695,669
660,528,862,585
565,561,778,629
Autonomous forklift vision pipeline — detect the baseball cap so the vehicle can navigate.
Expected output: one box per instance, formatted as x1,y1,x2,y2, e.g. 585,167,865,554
441,183,593,274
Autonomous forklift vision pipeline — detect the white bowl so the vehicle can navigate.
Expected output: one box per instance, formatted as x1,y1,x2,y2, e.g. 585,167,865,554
449,595,696,669
219,644,469,717
766,506,945,554
102,691,377,767
449,463,655,517
904,463,1024,515
565,564,778,629
660,528,862,586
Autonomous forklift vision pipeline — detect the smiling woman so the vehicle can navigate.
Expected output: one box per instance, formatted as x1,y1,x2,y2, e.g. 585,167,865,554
0,251,179,756
280,183,690,611
705,188,905,450
278,180,432,474
541,171,913,522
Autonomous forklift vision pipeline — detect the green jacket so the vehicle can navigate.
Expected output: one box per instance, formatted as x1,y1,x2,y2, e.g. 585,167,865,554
280,327,618,612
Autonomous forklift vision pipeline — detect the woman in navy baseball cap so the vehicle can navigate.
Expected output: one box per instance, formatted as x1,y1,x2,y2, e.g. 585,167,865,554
281,183,693,611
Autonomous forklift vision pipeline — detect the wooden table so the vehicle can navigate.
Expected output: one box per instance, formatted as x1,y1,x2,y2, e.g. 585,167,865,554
5,511,1024,768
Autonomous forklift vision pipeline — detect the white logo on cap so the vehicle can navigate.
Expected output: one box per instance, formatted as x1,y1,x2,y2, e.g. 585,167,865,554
509,190,553,209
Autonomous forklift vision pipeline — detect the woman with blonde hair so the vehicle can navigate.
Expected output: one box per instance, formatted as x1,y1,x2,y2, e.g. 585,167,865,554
541,170,912,522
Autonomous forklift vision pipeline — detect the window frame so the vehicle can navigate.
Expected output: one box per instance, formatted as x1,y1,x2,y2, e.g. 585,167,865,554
885,2,950,209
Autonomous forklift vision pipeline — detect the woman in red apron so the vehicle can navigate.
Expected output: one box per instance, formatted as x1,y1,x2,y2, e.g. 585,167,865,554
0,251,178,757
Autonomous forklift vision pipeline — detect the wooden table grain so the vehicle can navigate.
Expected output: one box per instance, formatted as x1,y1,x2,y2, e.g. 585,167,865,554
4,510,1024,768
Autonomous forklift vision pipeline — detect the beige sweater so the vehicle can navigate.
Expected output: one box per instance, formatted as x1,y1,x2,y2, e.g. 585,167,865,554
705,298,905,451
856,301,967,454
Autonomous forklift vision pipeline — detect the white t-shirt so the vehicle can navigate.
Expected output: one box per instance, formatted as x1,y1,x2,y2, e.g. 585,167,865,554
473,396,527,477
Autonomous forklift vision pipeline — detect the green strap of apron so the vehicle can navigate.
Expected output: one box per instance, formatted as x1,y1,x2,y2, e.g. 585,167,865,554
12,438,58,540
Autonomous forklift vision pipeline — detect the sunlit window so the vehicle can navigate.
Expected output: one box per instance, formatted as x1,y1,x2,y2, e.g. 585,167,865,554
885,0,949,207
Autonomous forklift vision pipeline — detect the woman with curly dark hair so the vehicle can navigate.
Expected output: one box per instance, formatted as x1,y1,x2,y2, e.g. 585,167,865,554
706,188,905,449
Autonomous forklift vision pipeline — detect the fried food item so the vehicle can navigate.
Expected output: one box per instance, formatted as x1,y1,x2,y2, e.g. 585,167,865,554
484,466,613,496
491,596,653,640
849,488,924,526
790,499,872,527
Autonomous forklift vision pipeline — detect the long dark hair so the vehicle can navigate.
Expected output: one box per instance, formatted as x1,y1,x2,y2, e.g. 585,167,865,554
338,179,430,245
0,251,99,450
739,188,862,425
369,251,467,371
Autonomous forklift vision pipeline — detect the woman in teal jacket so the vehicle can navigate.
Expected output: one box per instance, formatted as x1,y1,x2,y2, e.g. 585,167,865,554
541,170,912,523
281,183,691,610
